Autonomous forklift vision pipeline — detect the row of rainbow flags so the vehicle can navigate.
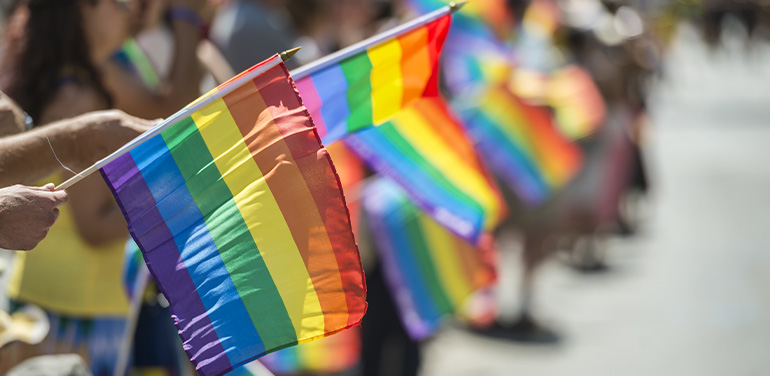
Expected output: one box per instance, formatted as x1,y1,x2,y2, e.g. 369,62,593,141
110,1,609,375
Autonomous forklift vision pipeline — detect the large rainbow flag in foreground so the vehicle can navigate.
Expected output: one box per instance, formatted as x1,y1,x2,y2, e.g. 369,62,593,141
363,178,496,339
461,85,583,205
345,97,505,243
100,55,366,376
293,9,450,144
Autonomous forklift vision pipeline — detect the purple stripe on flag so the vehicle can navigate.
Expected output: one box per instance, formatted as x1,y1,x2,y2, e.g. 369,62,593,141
101,153,232,374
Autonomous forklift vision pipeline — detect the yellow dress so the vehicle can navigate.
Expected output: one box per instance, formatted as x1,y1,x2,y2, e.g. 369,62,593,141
6,176,130,317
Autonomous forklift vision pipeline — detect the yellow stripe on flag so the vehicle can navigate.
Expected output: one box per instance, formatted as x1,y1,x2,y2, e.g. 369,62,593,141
419,215,475,307
482,90,541,161
392,108,502,229
192,100,325,340
368,40,403,124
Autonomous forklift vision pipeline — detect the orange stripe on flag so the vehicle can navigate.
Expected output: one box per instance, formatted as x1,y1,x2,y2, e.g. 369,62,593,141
223,81,351,333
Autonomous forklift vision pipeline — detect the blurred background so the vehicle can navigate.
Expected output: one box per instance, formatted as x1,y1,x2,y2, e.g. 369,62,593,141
1,0,770,375
422,20,770,376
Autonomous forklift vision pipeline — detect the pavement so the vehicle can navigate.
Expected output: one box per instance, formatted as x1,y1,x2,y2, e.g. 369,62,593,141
421,24,770,376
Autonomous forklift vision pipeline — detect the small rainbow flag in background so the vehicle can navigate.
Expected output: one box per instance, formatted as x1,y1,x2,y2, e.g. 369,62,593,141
224,360,274,376
408,0,515,96
258,325,361,375
345,97,506,243
363,178,496,339
113,39,160,90
522,0,561,38
546,65,607,139
409,0,516,41
100,55,366,376
121,239,147,302
461,85,583,205
292,8,451,144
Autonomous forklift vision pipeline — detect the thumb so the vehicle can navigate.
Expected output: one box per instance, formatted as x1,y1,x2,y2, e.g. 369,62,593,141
41,183,56,191
49,190,69,207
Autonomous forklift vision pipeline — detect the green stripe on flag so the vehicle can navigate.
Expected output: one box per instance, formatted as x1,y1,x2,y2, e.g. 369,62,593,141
402,204,455,314
162,117,298,349
340,52,374,133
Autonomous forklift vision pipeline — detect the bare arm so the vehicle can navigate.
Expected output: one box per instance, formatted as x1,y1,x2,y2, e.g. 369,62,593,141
103,3,206,119
35,87,130,246
0,91,28,137
0,110,155,187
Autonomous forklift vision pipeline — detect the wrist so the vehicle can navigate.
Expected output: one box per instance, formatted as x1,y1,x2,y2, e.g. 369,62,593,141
167,7,209,39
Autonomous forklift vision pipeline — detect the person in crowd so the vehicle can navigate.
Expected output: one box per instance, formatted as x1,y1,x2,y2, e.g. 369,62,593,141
1,0,134,359
0,0,204,373
101,0,206,119
209,0,298,71
0,106,153,375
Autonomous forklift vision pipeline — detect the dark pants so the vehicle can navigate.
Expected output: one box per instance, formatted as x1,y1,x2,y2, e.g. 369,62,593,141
361,264,421,376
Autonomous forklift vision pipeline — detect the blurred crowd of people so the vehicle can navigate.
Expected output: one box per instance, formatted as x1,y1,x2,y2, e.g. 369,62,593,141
0,0,768,375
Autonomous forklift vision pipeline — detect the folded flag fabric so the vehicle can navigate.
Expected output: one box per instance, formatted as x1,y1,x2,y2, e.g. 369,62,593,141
293,12,450,144
100,54,367,376
362,178,496,339
345,97,505,244
461,85,583,205
326,143,365,234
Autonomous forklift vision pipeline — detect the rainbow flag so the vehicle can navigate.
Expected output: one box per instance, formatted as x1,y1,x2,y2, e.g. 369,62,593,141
345,97,505,243
363,178,496,339
408,0,515,95
113,39,161,89
100,55,367,376
259,325,360,374
293,12,450,144
461,85,583,205
522,0,561,38
546,65,606,139
326,143,365,234
225,361,274,376
409,0,515,41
